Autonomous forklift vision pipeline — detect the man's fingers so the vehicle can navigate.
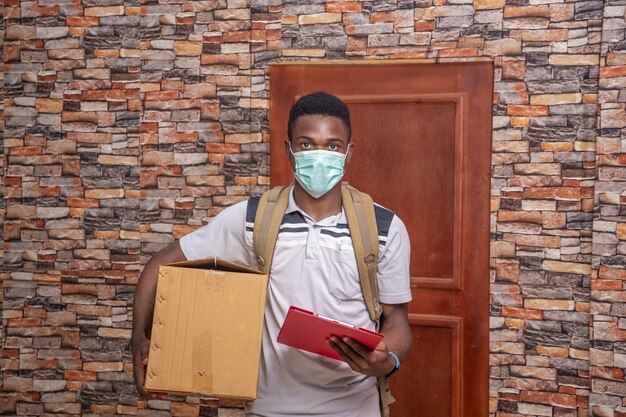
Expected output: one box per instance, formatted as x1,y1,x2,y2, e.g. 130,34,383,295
341,337,371,357
327,338,361,370
133,352,153,398
328,337,369,369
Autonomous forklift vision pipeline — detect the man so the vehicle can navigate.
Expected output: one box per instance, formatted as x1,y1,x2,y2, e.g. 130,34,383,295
132,92,412,416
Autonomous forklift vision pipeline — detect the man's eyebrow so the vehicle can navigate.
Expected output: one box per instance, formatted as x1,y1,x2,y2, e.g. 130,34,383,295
294,136,345,142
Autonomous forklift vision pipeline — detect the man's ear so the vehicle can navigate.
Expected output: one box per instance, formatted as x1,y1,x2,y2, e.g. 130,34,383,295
345,142,355,163
285,139,295,166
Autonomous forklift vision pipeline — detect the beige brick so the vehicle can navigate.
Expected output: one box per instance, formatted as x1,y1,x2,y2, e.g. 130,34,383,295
483,39,521,55
525,299,575,310
225,133,263,143
537,345,569,357
98,328,131,338
298,13,342,25
84,189,125,199
84,6,124,16
97,155,138,166
475,0,505,9
174,41,203,56
143,151,174,166
543,260,592,275
36,99,63,113
282,49,326,57
214,8,250,19
83,362,123,372
530,93,582,105
549,54,600,66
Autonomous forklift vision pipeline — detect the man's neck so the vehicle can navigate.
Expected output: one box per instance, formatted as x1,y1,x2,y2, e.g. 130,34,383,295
292,183,342,222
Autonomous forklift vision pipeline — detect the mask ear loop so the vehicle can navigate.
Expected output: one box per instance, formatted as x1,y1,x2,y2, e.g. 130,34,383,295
287,141,297,183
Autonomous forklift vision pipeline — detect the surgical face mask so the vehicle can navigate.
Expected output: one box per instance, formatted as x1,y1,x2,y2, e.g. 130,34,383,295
289,146,348,199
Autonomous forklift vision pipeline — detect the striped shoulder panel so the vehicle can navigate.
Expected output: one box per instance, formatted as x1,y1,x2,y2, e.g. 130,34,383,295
374,204,394,240
245,195,261,232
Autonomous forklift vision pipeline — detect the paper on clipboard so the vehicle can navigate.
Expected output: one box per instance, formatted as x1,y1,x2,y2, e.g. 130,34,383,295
277,306,384,361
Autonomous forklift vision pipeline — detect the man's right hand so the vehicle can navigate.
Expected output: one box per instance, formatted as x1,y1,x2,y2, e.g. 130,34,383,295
131,332,152,397
131,241,186,398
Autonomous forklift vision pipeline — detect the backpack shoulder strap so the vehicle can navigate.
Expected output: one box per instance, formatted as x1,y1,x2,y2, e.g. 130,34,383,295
341,183,383,324
253,185,291,274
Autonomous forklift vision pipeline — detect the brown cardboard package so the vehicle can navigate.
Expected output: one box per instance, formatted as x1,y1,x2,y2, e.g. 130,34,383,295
144,258,268,400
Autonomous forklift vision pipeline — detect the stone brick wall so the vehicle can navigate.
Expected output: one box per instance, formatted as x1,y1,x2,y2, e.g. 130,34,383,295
1,1,625,417
590,2,626,416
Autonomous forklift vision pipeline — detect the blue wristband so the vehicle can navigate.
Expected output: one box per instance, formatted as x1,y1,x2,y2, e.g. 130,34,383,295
384,352,400,379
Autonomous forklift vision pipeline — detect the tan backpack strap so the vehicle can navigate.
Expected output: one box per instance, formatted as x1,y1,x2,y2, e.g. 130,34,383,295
341,183,383,324
253,185,291,274
378,377,395,416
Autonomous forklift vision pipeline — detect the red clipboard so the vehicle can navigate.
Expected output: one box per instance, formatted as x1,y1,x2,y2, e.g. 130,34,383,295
277,306,384,361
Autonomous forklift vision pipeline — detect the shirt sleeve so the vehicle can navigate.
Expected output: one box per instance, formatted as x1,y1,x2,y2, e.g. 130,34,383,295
377,215,412,304
179,200,255,268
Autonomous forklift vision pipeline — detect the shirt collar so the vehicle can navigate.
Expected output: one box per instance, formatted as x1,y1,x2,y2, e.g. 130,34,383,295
286,185,345,226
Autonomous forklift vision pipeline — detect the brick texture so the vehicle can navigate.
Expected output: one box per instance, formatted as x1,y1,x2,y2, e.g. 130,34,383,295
590,3,626,417
1,0,625,416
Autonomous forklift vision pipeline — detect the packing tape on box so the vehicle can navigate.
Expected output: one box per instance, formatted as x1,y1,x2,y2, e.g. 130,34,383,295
192,329,213,393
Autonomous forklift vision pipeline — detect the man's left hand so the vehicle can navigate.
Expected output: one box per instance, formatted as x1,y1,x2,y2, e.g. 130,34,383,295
327,337,394,377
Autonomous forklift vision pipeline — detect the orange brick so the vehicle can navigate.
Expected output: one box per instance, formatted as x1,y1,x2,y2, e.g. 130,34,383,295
66,16,100,26
537,345,569,357
223,31,250,42
173,225,199,239
414,21,436,31
36,98,63,113
504,5,550,17
9,146,42,156
82,90,126,101
65,370,98,381
592,279,623,290
506,105,549,116
501,307,543,320
171,402,200,417
541,142,573,152
66,198,99,208
145,91,180,101
600,66,626,78
205,143,241,154
438,48,478,57
7,318,41,327
326,1,362,12
520,391,576,408
525,187,581,200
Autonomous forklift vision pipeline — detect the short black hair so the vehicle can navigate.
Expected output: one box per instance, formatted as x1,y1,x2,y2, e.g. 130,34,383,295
288,92,351,141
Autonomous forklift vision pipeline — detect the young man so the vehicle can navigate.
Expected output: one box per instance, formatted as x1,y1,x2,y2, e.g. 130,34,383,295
132,92,412,416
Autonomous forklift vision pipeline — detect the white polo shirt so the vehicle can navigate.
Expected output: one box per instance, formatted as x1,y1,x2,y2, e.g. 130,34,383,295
180,188,411,417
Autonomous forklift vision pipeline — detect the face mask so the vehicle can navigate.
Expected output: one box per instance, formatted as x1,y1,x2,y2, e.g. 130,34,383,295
290,147,347,199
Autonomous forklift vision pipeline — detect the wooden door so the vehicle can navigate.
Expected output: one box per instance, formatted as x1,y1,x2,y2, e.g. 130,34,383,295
269,62,493,417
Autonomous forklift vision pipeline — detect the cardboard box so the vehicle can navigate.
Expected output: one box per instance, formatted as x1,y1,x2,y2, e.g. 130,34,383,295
145,258,268,400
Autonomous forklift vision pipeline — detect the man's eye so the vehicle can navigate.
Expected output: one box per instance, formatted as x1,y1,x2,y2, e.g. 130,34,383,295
328,144,339,151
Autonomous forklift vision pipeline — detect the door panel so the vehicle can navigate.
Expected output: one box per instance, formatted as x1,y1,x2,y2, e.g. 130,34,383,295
269,62,492,417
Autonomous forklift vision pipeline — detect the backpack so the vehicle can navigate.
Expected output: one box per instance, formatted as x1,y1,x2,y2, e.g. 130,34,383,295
252,182,395,417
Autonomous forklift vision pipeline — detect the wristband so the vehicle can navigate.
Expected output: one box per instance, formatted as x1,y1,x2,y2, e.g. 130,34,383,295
384,351,400,379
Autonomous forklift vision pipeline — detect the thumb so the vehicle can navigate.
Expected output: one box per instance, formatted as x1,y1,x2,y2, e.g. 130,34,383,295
143,358,149,365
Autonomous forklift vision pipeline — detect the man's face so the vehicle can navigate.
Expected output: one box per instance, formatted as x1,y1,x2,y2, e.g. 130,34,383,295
285,115,352,162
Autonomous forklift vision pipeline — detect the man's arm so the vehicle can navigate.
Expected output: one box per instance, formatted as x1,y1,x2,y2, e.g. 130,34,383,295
328,302,412,378
131,241,187,396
